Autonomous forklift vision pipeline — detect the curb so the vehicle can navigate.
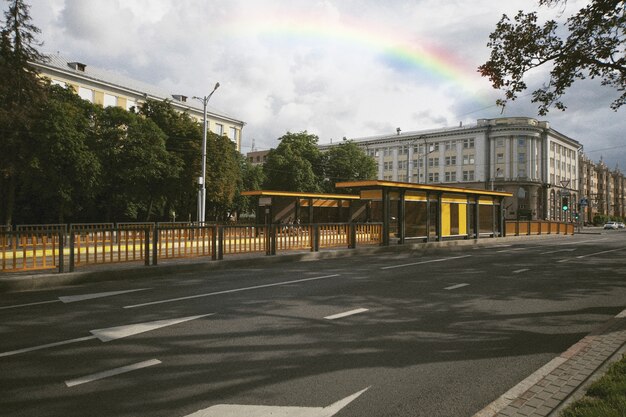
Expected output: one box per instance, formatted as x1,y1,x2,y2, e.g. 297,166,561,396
0,234,566,293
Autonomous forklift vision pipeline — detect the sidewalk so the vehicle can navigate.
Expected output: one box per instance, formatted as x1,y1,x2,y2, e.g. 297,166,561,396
474,309,626,417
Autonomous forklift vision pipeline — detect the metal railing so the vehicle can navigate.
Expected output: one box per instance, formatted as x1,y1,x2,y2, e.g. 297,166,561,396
1,230,63,272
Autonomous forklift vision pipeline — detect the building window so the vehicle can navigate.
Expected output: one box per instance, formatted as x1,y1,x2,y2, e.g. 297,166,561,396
496,138,504,147
383,148,391,156
465,154,476,165
103,93,117,107
496,168,504,177
550,157,555,168
518,137,526,147
445,171,456,182
495,153,503,164
428,172,439,182
462,170,475,181
126,99,137,111
214,123,224,135
229,127,237,142
78,87,94,102
428,157,439,167
445,140,455,151
398,160,407,170
518,167,527,177
463,138,473,148
399,146,408,155
445,156,456,166
518,153,526,163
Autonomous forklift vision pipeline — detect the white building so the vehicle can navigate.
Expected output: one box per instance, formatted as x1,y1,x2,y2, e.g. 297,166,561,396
322,117,582,221
32,54,245,151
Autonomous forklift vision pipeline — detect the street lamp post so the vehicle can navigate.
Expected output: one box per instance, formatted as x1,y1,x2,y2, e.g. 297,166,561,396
193,82,220,224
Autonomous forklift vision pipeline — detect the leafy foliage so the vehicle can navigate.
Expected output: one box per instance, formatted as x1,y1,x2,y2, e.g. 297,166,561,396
323,141,377,193
263,131,325,192
479,0,625,114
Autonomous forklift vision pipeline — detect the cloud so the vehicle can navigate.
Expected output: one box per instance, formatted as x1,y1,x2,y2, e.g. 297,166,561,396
21,0,625,165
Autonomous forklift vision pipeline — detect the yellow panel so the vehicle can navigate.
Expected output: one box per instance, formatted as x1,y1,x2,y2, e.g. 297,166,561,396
117,97,127,109
94,91,104,106
442,193,468,204
360,190,382,200
405,193,427,202
459,204,467,235
479,196,494,205
442,203,451,236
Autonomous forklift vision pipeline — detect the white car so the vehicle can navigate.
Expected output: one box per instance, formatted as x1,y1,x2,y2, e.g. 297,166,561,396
618,222,625,229
604,222,618,230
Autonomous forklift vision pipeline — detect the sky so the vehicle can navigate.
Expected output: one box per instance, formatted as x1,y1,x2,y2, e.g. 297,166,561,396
20,0,626,168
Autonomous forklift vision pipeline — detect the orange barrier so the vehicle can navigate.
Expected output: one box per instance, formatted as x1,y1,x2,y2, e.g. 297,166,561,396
504,220,575,236
1,231,62,272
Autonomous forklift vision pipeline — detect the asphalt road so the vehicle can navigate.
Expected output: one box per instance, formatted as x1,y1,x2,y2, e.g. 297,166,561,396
1,230,625,417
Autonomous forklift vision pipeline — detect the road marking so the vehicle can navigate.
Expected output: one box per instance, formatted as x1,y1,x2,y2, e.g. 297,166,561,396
0,300,60,310
512,268,530,274
65,359,161,387
557,259,569,263
496,247,529,253
540,248,576,255
325,308,369,320
554,238,608,246
124,274,340,309
444,283,469,290
59,288,150,303
184,387,370,417
0,336,97,358
0,314,213,357
380,255,471,270
0,288,150,310
575,248,626,259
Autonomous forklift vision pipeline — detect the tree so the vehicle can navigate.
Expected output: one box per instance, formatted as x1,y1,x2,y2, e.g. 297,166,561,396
323,141,377,193
16,84,100,223
139,99,201,221
263,131,325,192
0,0,47,224
204,132,242,221
232,156,265,219
478,0,625,115
93,106,181,221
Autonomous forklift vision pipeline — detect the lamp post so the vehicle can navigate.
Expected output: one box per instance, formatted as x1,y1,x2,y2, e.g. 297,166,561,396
193,82,220,224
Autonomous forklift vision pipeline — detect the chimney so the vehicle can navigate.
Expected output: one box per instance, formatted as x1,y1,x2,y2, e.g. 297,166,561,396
68,62,86,72
172,95,188,102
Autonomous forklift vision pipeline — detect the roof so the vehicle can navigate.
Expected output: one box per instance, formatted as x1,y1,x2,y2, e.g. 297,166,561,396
335,180,513,197
241,190,361,200
32,54,244,125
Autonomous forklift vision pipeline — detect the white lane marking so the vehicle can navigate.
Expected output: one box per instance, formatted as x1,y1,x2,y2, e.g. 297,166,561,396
91,314,214,342
575,248,626,259
184,387,370,417
59,288,150,303
124,274,341,309
444,283,469,290
554,238,608,246
0,336,96,358
0,314,213,357
496,247,529,253
0,300,60,310
325,308,369,320
512,268,530,274
0,288,151,310
65,359,161,387
540,249,576,255
615,309,626,319
380,255,471,270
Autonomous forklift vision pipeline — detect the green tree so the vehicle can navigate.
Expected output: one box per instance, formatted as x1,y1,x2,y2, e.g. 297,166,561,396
263,131,324,192
478,0,625,114
93,106,181,221
139,99,201,221
205,132,242,221
16,84,100,223
323,141,377,193
0,0,47,224
233,155,265,219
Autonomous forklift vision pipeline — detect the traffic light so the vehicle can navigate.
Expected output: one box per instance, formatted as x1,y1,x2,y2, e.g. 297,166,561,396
562,197,569,211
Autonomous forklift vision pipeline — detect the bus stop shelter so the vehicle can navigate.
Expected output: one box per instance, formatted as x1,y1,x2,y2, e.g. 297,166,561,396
241,190,365,225
335,180,512,245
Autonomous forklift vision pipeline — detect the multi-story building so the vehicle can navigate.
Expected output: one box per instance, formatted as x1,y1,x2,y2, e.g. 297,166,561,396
31,54,245,151
322,117,583,221
579,155,626,223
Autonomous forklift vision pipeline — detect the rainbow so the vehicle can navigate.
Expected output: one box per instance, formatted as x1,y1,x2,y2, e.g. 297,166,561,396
216,12,489,101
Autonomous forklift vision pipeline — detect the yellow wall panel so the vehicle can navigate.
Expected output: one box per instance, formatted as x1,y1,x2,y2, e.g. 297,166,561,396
94,91,104,106
459,204,467,235
442,203,451,236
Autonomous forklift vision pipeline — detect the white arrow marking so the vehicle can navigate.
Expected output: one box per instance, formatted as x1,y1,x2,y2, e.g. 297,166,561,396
65,359,161,387
444,283,469,290
58,288,150,303
0,288,150,310
91,314,214,342
184,387,369,417
0,314,213,357
325,308,369,320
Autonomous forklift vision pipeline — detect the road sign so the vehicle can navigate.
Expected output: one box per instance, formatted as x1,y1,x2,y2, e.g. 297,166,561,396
580,198,588,207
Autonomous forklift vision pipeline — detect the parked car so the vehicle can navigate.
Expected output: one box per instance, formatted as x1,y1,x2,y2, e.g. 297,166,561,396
604,222,618,230
618,222,625,229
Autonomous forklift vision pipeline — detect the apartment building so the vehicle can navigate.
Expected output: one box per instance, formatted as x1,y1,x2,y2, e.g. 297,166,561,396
322,117,582,221
579,156,626,223
31,54,245,151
